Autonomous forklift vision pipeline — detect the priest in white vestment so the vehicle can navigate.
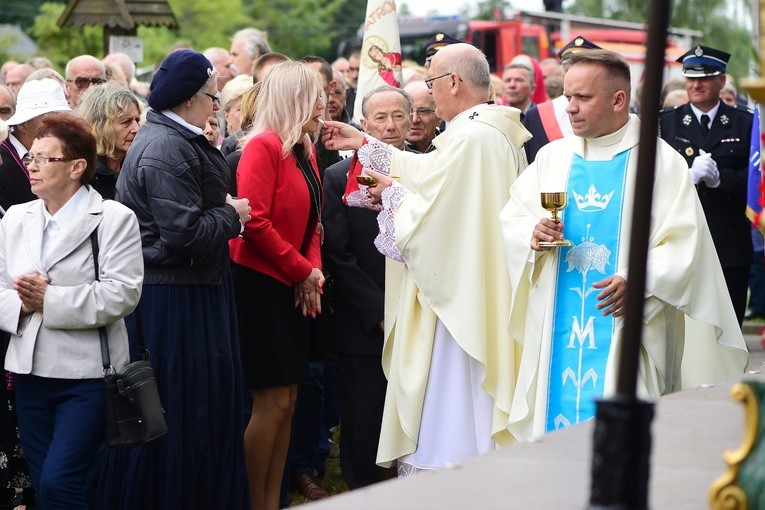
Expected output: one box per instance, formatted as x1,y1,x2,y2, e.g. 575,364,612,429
500,49,749,441
323,43,531,474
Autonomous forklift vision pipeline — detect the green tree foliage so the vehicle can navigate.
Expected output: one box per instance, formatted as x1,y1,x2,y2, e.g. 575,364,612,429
29,2,101,72
165,0,253,50
566,0,753,82
474,0,512,20
0,33,24,64
4,0,66,30
326,0,367,58
25,0,255,70
242,0,346,58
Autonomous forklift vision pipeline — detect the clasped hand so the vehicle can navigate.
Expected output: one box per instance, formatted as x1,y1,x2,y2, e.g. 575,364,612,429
14,273,49,314
294,267,325,318
689,152,719,188
226,194,252,223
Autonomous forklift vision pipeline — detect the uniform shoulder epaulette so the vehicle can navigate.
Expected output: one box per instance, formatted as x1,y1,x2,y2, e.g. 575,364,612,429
734,104,755,115
658,105,681,115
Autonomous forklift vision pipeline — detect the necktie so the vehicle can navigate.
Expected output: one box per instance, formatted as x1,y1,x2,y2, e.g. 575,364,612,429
700,114,710,138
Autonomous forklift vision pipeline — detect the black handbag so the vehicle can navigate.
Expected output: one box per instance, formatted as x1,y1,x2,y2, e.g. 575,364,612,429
90,230,167,448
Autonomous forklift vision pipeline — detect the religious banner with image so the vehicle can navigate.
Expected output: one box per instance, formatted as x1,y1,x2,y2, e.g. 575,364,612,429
352,0,403,123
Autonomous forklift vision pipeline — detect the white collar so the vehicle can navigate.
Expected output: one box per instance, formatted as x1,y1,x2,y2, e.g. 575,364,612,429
42,185,89,232
9,134,27,159
159,109,204,136
690,101,721,124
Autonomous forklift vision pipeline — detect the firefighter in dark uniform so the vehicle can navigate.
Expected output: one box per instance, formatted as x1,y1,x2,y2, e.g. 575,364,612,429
659,44,754,325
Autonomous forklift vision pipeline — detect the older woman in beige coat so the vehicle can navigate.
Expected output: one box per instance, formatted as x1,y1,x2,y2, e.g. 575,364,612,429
0,113,143,509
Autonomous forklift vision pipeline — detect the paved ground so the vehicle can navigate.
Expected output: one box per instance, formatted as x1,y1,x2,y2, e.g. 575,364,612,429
743,321,765,371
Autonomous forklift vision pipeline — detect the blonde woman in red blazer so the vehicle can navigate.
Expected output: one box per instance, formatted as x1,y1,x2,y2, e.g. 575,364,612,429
230,61,326,510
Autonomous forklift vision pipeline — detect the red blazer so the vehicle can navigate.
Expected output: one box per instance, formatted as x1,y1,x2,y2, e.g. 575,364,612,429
230,130,322,286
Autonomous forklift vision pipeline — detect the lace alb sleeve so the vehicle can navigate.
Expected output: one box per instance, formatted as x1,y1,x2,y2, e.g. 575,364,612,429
374,183,408,262
357,135,392,176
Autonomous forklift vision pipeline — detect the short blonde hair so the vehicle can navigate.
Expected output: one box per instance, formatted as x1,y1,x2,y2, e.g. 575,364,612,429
76,82,142,159
220,74,253,113
241,61,322,157
239,81,263,133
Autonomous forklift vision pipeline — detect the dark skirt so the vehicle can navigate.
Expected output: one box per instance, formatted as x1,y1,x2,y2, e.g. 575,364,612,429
92,271,249,509
232,263,310,389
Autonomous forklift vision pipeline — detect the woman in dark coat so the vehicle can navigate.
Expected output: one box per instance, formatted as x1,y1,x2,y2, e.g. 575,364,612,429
92,50,252,509
76,82,141,199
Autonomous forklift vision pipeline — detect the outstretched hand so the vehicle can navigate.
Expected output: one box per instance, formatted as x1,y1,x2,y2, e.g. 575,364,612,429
321,120,365,151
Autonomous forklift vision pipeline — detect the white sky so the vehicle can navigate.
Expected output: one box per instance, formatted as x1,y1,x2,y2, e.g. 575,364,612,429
400,0,548,17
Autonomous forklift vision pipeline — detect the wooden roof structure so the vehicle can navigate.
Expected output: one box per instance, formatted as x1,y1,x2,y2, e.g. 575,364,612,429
57,0,178,29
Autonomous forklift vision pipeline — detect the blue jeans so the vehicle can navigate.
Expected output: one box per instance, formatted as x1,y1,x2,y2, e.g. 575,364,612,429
14,375,104,510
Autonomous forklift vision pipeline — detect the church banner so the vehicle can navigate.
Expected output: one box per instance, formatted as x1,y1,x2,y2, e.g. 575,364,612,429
352,0,403,123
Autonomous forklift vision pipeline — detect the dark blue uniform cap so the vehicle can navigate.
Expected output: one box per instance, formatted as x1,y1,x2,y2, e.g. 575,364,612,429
556,35,601,60
424,32,462,61
677,45,730,78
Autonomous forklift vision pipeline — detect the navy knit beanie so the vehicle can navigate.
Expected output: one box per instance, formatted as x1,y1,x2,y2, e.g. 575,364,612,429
148,50,214,111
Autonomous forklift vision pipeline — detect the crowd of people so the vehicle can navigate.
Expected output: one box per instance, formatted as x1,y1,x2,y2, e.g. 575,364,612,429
0,23,756,510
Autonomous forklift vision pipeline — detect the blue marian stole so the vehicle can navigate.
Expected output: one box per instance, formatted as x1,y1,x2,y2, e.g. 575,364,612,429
545,150,630,432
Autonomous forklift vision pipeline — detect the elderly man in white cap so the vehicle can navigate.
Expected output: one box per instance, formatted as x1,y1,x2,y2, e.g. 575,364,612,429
1,78,71,212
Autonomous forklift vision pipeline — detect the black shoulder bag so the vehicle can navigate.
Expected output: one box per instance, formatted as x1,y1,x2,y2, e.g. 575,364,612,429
90,230,168,448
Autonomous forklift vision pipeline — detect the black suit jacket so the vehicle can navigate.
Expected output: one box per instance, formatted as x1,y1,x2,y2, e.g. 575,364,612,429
521,104,549,163
322,158,385,357
0,138,35,213
659,101,754,268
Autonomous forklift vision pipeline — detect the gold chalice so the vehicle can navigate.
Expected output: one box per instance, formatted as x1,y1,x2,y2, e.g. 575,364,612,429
539,191,573,247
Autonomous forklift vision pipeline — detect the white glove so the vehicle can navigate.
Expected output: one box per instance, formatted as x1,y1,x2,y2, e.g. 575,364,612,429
689,152,718,186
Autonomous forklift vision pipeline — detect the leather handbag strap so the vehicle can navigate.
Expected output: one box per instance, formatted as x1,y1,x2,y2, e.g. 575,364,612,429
89,228,149,373
90,230,111,373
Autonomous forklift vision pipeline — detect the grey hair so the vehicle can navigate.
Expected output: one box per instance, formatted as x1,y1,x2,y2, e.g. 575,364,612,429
195,72,219,99
360,85,413,119
64,55,105,80
504,62,535,86
233,28,272,58
203,47,229,61
448,50,491,92
332,70,346,92
26,68,66,87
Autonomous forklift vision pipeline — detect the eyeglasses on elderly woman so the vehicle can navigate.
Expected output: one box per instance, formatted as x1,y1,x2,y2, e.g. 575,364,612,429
22,154,75,167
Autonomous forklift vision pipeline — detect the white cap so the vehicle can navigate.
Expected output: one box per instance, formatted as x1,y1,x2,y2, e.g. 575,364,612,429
6,78,71,126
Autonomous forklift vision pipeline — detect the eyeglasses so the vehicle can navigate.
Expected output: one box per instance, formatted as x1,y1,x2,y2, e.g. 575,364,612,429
23,154,74,167
424,72,452,90
66,76,106,90
413,108,435,117
0,106,13,116
202,92,221,104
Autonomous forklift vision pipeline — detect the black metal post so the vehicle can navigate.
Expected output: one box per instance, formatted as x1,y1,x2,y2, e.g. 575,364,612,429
586,0,672,508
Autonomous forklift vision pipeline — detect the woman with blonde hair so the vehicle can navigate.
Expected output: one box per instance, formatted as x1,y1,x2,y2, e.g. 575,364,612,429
226,81,262,196
76,83,141,198
220,74,255,157
230,61,325,510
